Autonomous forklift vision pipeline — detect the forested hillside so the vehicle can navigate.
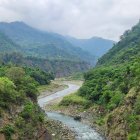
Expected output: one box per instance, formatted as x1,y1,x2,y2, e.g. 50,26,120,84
97,21,140,65
61,21,140,139
0,31,20,53
80,21,140,139
0,64,54,139
0,27,90,77
66,36,114,58
0,21,95,65
0,52,90,77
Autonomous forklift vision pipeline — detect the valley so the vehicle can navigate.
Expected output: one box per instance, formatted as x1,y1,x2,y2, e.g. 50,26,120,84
38,80,105,140
0,13,140,140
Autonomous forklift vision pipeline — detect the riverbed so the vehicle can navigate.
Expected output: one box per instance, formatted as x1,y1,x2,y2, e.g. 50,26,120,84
38,82,104,140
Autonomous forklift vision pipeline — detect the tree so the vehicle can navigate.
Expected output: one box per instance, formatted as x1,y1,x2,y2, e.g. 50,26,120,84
6,67,25,83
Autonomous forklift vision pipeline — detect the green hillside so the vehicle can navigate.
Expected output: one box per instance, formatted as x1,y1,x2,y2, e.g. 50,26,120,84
0,29,90,77
0,65,54,139
81,22,140,139
97,21,140,66
0,21,95,65
0,52,90,77
0,32,20,53
60,21,140,139
66,36,114,58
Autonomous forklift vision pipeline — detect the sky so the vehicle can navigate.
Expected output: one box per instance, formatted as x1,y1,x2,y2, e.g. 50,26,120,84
0,0,140,41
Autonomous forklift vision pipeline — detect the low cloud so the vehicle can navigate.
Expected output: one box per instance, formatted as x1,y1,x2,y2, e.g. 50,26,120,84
0,0,140,41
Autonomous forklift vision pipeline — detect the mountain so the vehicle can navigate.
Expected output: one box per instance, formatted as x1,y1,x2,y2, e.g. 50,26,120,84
97,21,140,66
66,36,115,57
80,22,140,139
0,21,95,65
0,31,20,53
60,21,140,139
0,64,53,139
1,52,90,77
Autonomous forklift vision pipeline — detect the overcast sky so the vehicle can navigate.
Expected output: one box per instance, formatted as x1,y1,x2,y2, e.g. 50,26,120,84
0,0,140,41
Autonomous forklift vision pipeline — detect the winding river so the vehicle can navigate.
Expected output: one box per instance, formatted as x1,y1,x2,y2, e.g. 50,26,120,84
38,82,104,140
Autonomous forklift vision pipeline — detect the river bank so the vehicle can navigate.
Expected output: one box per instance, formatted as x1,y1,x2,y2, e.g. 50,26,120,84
38,80,81,139
43,81,105,138
38,80,105,140
45,103,106,139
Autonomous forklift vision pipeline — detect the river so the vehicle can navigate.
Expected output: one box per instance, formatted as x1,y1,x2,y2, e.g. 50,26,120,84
38,82,104,140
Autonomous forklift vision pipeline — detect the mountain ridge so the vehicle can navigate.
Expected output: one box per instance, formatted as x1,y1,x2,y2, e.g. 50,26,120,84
0,21,96,65
65,35,115,57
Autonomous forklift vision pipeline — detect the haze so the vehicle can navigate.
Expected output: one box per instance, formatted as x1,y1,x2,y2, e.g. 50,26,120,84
0,0,140,41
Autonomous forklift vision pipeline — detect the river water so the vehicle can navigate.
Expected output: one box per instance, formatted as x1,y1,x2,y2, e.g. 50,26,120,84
38,83,104,140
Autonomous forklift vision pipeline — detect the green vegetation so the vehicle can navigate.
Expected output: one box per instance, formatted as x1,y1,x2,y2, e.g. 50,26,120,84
97,21,140,66
0,21,92,77
0,21,95,68
65,72,84,81
0,32,20,53
60,21,140,139
79,63,136,110
0,124,15,140
0,52,89,77
38,83,68,93
0,64,54,139
60,93,90,108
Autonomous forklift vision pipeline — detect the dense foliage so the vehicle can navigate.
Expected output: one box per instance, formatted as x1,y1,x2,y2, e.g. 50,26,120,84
77,21,140,139
97,21,140,66
66,36,114,57
0,21,95,65
80,57,140,109
0,52,89,77
0,65,53,139
0,32,20,53
0,22,92,77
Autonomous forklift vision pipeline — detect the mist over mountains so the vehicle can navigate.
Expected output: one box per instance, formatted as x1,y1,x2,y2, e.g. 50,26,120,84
0,21,114,76
66,36,115,57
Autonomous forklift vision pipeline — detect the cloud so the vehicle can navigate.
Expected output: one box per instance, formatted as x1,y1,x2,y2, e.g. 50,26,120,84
0,0,140,40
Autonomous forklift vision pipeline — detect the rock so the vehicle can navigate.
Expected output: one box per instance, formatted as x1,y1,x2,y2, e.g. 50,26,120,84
74,116,81,121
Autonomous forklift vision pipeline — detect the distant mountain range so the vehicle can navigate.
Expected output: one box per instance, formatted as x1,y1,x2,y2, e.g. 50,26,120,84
66,36,115,57
79,21,140,140
0,21,115,76
0,21,96,65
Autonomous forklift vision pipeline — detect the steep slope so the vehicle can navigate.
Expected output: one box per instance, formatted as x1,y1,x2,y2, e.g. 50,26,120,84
66,36,115,57
60,21,140,139
97,21,140,65
0,21,95,65
0,22,92,77
0,31,20,53
0,66,53,139
79,22,140,139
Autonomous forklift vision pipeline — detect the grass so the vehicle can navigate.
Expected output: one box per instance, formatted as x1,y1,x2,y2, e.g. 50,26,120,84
59,93,91,108
38,83,68,92
65,72,84,81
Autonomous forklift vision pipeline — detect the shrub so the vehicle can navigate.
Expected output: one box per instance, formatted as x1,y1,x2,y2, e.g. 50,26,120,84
21,102,34,119
134,96,140,114
127,133,137,140
59,94,89,107
1,124,15,139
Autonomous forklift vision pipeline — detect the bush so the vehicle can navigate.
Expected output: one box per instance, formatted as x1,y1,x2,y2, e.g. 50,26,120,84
59,94,89,108
127,133,137,140
107,103,116,111
21,102,34,119
0,77,17,107
134,96,140,114
6,67,25,84
1,124,15,139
